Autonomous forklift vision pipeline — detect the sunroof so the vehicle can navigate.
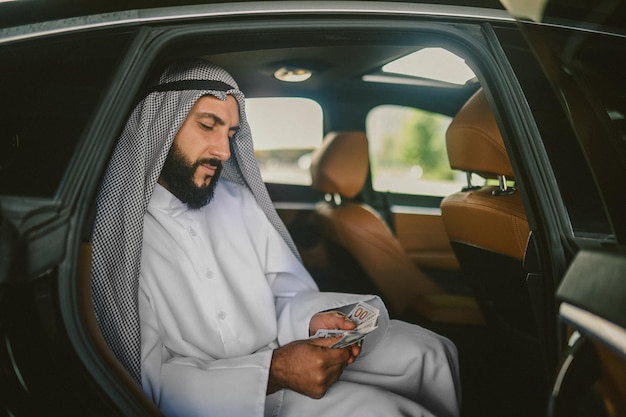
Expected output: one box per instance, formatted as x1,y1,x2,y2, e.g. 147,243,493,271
381,47,475,85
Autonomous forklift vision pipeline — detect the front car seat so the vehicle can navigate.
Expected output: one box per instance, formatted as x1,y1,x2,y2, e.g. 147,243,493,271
440,89,550,412
440,88,534,334
310,130,484,325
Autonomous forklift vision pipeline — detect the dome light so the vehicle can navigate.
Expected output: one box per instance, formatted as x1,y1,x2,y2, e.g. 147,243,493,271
274,66,312,82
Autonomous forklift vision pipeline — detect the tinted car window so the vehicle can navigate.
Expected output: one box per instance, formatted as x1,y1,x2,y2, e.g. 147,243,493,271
567,32,626,166
495,25,614,239
248,97,323,186
366,105,464,197
0,31,136,198
564,30,626,239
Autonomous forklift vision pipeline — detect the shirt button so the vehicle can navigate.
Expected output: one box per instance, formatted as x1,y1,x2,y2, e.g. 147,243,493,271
205,270,214,279
189,227,197,237
217,311,226,320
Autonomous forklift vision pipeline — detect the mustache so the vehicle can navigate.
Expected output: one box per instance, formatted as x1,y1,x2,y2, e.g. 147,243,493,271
196,158,223,169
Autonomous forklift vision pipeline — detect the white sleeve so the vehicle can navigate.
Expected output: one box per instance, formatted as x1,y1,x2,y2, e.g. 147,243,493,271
255,195,390,352
139,282,272,417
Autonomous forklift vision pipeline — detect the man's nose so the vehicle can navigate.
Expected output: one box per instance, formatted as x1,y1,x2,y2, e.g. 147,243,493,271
210,130,231,161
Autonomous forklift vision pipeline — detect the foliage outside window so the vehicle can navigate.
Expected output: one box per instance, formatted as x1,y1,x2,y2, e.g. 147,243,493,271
366,105,465,197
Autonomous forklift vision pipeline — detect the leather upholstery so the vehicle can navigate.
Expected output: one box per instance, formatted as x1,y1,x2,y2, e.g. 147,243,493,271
441,89,529,260
314,201,443,314
444,90,548,413
442,186,530,260
445,89,514,179
310,131,370,199
394,212,460,270
311,131,484,325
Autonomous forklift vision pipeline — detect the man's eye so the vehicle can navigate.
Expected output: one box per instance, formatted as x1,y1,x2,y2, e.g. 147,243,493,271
200,123,214,131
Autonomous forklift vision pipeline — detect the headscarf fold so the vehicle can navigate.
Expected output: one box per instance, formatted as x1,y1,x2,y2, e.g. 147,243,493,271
91,59,300,383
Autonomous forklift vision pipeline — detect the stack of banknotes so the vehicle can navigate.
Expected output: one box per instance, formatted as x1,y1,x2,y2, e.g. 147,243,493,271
313,301,380,348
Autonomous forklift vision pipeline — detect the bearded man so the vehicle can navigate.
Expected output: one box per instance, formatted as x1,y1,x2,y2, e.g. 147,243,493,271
91,60,461,417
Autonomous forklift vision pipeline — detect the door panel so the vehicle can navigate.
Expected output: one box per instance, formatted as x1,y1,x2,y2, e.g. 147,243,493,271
393,210,459,271
551,247,626,417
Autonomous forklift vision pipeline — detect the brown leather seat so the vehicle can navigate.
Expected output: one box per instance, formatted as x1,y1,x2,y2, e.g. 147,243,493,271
441,89,530,260
440,88,536,336
310,131,484,325
441,90,552,413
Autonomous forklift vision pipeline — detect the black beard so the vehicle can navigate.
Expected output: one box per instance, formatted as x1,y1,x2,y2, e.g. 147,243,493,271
160,144,223,210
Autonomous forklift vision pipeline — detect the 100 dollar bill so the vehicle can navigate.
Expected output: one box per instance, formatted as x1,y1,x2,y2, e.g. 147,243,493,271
313,301,380,348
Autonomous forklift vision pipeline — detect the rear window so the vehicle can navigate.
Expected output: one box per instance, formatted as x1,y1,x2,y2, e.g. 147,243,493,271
247,97,323,185
366,105,465,197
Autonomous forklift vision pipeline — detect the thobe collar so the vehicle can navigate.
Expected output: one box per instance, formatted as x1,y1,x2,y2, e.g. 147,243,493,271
150,182,191,218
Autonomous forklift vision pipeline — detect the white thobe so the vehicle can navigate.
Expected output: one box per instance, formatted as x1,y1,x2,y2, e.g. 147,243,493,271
139,181,461,417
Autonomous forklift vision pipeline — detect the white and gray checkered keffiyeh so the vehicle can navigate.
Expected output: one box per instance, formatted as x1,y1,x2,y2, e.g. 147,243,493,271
91,59,300,383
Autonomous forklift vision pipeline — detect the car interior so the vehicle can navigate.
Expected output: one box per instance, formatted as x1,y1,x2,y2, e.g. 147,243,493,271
192,32,547,416
78,30,566,417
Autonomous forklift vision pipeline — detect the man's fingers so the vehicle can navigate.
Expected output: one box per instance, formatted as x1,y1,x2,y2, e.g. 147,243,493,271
328,312,356,330
350,342,362,358
309,311,357,336
308,335,343,348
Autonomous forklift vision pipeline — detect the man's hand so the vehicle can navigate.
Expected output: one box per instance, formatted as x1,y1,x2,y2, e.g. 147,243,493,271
309,311,356,336
267,337,356,399
309,311,362,363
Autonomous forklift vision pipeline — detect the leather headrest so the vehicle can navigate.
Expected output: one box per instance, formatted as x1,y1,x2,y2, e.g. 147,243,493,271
310,131,369,199
446,89,514,179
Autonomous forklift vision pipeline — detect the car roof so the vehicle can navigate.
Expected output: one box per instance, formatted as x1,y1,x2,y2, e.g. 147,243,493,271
503,0,626,34
0,0,505,29
4,0,625,33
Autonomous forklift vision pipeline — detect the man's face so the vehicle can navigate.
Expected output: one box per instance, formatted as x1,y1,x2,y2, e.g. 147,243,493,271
159,94,240,209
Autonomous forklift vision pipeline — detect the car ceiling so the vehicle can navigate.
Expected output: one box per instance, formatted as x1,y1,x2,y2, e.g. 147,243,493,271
201,42,479,122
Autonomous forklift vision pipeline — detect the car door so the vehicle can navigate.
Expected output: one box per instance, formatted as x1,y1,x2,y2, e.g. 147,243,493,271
552,248,626,416
498,0,626,240
0,22,163,416
497,1,626,415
